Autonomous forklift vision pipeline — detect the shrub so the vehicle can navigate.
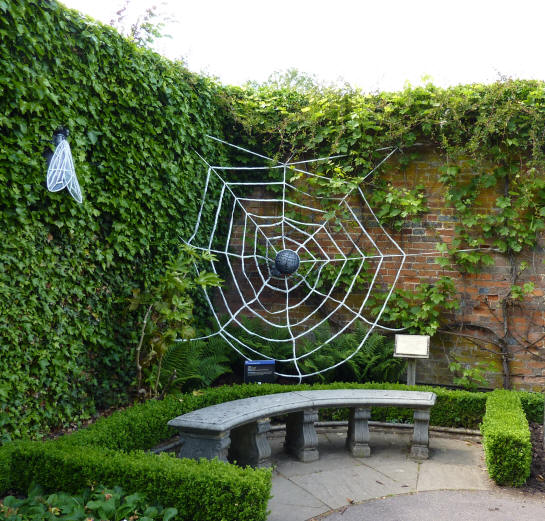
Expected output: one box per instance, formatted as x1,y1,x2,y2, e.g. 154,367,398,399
2,382,538,517
57,382,488,455
518,390,544,423
2,442,271,521
219,319,407,384
480,390,532,486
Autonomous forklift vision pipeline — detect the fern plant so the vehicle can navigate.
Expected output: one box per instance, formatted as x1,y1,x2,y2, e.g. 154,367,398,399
297,322,406,384
216,318,405,384
159,338,232,393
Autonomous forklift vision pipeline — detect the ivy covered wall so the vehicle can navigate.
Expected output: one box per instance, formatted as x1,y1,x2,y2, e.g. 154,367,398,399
0,0,229,439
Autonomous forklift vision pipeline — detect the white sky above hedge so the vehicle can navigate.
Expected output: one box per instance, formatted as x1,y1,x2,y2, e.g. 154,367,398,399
62,0,545,92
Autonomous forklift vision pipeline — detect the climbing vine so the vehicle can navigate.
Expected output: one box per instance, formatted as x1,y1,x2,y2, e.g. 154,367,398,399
0,0,230,439
228,75,545,389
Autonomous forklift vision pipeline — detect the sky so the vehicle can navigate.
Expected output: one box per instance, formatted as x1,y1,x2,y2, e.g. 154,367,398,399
61,0,545,93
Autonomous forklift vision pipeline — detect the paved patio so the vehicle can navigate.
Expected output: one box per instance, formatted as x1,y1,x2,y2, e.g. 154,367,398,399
266,425,544,521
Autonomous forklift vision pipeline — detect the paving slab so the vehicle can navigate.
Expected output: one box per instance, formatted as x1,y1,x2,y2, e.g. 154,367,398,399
269,473,328,521
267,426,492,521
312,490,545,521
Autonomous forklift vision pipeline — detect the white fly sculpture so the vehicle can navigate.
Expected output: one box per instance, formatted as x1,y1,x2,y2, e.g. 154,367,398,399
46,129,82,203
181,136,481,382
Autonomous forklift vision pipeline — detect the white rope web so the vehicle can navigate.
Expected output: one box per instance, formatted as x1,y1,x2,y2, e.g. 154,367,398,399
182,137,424,381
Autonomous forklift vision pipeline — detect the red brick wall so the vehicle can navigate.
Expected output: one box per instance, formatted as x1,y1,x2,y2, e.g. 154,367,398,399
216,149,545,391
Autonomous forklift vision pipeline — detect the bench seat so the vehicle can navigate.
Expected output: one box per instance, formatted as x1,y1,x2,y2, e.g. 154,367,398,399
168,389,436,467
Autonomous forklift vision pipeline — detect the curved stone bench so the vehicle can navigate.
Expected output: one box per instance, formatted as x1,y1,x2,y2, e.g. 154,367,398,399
168,389,436,467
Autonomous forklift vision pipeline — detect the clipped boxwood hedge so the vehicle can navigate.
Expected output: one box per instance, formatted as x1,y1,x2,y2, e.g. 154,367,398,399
480,390,532,487
56,382,490,454
2,442,271,521
518,390,544,424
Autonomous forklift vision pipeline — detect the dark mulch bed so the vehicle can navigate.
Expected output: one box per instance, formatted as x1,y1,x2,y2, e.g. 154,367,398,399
523,422,545,493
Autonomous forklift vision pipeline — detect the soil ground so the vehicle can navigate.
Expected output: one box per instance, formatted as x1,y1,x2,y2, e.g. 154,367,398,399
524,422,545,493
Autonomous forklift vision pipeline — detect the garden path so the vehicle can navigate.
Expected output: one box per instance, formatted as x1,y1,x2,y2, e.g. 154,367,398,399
267,425,538,521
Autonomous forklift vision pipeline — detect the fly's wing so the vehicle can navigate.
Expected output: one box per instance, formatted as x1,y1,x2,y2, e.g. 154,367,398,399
46,139,71,192
66,166,83,203
46,139,82,203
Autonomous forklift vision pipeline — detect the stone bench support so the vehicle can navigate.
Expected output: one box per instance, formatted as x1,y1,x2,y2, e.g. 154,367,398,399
229,418,272,467
410,409,431,459
285,409,319,462
168,389,436,467
177,430,230,462
346,407,371,457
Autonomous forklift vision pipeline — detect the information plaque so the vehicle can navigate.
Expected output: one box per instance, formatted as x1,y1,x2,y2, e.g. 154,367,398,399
394,335,430,358
244,360,276,383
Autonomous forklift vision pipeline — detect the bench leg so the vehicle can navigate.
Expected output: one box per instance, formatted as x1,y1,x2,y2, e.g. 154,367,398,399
177,430,230,462
410,409,430,460
285,409,319,462
346,408,371,457
229,418,272,468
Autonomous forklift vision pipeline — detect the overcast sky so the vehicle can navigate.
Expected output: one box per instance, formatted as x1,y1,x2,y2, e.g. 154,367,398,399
61,0,545,92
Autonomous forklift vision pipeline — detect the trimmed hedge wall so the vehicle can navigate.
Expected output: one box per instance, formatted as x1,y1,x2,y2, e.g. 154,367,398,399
56,382,490,454
480,390,532,487
518,391,544,424
0,0,229,439
55,382,544,453
2,442,271,521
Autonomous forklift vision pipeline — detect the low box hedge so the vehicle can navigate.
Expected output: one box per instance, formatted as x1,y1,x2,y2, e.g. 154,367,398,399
2,441,271,521
56,382,490,454
518,390,544,424
480,390,532,487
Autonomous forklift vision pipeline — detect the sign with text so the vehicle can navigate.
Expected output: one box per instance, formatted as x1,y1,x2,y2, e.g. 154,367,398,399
244,360,276,383
394,335,430,358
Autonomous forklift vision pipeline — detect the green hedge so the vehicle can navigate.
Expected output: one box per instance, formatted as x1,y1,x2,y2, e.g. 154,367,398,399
518,390,544,423
2,382,488,520
56,382,489,454
3,442,271,521
0,0,229,439
480,390,532,486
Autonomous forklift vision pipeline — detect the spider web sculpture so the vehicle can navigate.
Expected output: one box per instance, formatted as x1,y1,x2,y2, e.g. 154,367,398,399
185,136,409,381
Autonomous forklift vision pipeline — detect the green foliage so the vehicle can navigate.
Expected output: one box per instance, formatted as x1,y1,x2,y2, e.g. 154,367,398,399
2,442,271,521
518,391,545,423
369,277,459,335
509,281,535,301
221,318,405,383
230,78,545,274
369,184,428,230
57,382,490,454
2,383,541,517
0,0,228,438
160,339,232,393
129,245,223,397
480,390,532,487
448,355,494,391
304,258,372,292
5,0,545,444
297,322,406,383
1,483,178,521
